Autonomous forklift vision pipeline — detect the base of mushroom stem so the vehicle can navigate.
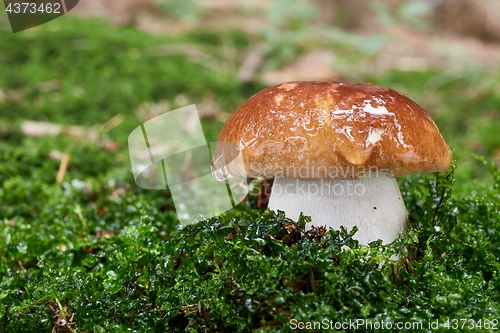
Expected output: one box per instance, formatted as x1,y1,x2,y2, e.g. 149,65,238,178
267,171,408,245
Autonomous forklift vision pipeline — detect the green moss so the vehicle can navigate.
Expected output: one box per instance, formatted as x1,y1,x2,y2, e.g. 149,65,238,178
2,163,500,332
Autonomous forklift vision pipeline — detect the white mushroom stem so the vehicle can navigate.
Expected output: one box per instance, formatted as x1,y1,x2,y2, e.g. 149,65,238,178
267,171,407,244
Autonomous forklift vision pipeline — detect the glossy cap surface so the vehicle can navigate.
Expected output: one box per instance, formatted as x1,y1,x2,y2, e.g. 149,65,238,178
215,81,452,179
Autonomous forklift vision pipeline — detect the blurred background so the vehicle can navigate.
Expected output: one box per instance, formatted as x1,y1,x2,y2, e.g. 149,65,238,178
0,0,499,196
69,0,500,79
2,2,500,330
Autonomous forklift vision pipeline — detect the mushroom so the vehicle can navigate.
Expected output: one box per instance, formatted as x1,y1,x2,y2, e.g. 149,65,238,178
213,82,452,244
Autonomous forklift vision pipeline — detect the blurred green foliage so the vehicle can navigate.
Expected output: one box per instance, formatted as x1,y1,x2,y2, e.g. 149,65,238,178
0,11,499,333
0,18,251,143
158,0,205,21
245,0,437,70
370,0,434,31
259,0,320,70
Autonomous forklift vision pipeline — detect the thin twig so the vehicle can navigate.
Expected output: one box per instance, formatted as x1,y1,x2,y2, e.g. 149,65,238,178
56,153,70,185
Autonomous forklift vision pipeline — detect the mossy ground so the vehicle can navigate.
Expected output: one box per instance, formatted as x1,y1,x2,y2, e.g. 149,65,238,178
1,18,500,332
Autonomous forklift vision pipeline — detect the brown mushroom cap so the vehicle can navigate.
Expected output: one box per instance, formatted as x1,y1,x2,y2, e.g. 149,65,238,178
215,81,452,180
